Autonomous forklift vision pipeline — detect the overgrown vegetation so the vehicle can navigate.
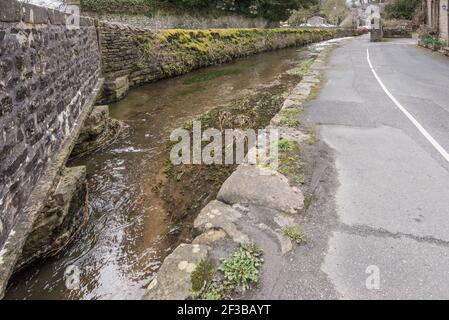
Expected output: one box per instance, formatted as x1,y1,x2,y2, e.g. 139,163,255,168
81,0,319,22
418,25,447,51
155,69,302,225
420,35,447,51
288,0,348,26
133,28,336,81
384,0,421,20
158,93,285,222
190,243,264,300
282,225,307,245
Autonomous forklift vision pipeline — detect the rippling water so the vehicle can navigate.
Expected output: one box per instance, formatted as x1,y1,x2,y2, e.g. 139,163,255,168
5,45,316,300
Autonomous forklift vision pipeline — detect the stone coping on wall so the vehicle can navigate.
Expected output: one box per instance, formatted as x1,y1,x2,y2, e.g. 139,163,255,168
0,0,95,26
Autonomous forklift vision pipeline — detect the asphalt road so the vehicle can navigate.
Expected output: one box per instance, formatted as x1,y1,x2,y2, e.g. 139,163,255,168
303,35,449,299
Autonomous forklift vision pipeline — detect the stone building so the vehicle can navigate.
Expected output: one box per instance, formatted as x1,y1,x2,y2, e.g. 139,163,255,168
307,16,326,26
425,0,449,43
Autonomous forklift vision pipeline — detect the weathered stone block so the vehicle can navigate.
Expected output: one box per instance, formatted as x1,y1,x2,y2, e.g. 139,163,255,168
217,165,305,214
370,29,383,42
22,3,49,24
17,166,87,267
193,200,249,244
0,96,13,117
0,0,21,22
71,105,120,157
144,244,209,300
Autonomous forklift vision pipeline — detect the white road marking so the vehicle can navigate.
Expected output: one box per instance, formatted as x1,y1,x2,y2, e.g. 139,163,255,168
367,48,449,164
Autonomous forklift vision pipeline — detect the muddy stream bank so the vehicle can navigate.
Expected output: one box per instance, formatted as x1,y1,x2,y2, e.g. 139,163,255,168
5,44,320,300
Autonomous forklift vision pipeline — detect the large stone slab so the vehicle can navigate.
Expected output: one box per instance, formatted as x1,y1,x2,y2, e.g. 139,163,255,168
217,165,304,214
144,244,209,300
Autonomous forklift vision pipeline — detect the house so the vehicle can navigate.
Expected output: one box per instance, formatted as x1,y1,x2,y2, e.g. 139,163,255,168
307,16,326,26
425,0,449,43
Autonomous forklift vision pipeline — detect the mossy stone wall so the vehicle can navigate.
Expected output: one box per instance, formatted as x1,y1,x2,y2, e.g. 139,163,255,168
98,23,358,103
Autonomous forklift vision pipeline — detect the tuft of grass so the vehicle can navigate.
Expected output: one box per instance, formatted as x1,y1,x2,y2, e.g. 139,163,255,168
276,138,304,186
282,225,307,245
277,138,296,152
218,243,264,291
303,195,313,210
151,181,164,194
279,108,301,127
297,59,315,77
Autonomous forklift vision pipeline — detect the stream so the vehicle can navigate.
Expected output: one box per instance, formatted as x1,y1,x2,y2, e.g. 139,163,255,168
5,44,320,300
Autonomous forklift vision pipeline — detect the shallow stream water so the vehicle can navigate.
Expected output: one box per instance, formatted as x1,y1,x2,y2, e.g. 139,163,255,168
5,45,319,300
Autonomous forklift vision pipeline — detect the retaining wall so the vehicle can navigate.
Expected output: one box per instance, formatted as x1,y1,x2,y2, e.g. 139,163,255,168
0,0,102,296
98,24,360,103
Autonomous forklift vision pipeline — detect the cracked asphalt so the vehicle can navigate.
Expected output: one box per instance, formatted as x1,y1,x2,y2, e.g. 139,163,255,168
307,37,449,299
285,34,449,300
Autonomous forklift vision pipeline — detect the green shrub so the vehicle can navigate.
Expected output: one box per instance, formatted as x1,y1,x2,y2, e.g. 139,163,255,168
384,0,421,20
421,35,447,51
81,0,318,22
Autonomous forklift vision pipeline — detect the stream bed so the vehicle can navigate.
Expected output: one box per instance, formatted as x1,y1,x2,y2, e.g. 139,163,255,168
5,44,320,300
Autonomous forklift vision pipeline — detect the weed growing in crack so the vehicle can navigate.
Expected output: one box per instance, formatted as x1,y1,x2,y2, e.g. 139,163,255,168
218,243,264,291
283,225,307,245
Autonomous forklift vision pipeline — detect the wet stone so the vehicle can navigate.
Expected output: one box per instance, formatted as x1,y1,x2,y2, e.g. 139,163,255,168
143,244,209,300
194,200,250,244
218,165,305,214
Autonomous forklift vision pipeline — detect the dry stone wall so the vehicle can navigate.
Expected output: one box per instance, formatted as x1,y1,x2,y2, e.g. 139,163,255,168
0,0,101,293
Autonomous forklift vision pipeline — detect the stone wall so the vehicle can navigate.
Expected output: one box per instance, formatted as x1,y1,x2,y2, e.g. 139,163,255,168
84,11,271,30
0,0,102,295
439,0,448,43
98,24,360,103
383,27,412,38
426,0,449,43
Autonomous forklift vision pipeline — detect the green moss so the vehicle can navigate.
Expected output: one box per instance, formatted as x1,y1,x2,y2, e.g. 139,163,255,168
133,28,337,84
190,259,215,293
304,195,313,210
